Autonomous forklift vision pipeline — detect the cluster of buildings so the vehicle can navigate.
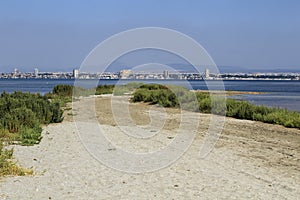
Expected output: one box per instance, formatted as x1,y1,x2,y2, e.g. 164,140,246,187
219,72,300,80
0,68,74,79
0,68,299,81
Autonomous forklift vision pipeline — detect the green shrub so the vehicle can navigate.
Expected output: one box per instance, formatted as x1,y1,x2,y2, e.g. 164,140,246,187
132,83,300,129
50,101,64,123
0,92,63,145
139,84,168,90
0,89,67,176
52,84,74,97
131,89,149,102
199,97,211,113
18,125,43,145
211,97,226,115
95,84,115,95
132,85,180,107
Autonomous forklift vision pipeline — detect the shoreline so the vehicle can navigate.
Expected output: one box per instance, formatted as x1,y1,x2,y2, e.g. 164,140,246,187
1,78,300,81
0,80,298,113
192,90,266,96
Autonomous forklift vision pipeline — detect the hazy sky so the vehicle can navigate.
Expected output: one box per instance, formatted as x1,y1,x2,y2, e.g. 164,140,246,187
0,0,299,72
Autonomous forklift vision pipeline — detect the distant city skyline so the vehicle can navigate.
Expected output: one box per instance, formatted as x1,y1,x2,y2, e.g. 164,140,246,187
2,65,300,74
0,0,299,72
1,67,299,81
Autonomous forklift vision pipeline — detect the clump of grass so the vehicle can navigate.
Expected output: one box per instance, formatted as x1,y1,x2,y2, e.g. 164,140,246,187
0,142,33,176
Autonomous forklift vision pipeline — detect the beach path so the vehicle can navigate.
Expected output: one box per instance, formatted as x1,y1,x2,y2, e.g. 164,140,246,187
0,96,299,199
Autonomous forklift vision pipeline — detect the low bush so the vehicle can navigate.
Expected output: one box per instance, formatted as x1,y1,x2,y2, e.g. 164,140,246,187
0,92,64,145
95,84,115,95
132,85,180,107
0,142,32,176
52,84,74,97
132,83,300,129
0,91,65,176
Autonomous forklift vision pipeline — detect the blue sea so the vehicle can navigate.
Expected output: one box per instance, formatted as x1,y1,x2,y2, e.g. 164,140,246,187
0,79,299,112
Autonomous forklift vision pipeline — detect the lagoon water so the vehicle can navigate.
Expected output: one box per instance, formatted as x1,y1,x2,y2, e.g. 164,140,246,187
0,79,299,112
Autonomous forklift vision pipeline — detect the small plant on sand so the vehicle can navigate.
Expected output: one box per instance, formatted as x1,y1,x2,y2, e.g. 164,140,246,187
0,141,33,176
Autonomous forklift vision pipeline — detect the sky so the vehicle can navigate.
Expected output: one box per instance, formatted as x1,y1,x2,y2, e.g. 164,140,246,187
0,0,300,73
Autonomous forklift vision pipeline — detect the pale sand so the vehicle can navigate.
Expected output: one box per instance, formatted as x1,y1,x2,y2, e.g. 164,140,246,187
0,96,299,199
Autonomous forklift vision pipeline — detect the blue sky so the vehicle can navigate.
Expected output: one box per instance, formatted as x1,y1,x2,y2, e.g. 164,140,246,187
0,0,299,72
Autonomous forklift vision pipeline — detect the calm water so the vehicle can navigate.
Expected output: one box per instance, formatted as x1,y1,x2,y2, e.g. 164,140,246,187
0,79,299,112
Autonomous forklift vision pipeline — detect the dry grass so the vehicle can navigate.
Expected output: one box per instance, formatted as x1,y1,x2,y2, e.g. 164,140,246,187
0,143,33,177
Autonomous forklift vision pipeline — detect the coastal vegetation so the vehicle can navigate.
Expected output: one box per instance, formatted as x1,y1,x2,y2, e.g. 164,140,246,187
0,91,64,176
2,82,299,176
0,142,33,176
0,92,63,145
0,83,143,176
49,83,300,129
132,83,300,129
49,83,143,98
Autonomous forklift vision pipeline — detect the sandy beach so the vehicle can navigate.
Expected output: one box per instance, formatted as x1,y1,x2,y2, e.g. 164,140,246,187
0,95,299,199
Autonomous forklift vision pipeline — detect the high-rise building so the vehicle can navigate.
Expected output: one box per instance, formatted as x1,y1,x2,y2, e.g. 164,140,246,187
120,69,132,79
163,70,169,79
73,69,79,79
13,68,19,75
205,68,210,78
34,68,39,77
